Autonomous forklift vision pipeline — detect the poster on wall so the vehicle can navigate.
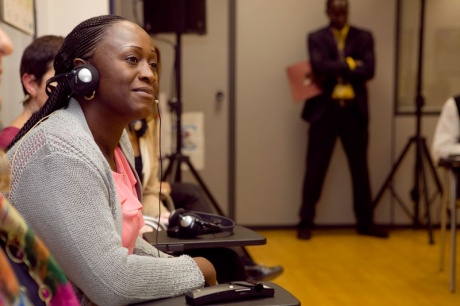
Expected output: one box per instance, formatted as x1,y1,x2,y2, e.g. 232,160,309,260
158,92,205,171
0,0,35,36
181,112,205,170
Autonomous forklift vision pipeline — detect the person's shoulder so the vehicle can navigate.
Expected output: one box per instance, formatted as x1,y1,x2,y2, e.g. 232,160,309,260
349,25,373,36
309,26,329,35
308,26,330,39
440,96,459,116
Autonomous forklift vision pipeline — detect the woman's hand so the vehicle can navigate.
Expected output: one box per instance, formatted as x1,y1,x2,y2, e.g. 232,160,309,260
160,181,171,195
193,257,217,286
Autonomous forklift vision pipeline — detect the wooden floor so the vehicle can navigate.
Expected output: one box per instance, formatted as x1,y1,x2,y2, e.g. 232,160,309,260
245,228,460,306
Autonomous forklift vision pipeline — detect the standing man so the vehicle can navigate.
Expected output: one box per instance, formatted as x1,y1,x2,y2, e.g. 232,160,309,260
298,0,388,240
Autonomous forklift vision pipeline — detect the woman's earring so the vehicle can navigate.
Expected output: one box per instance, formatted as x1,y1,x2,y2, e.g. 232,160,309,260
84,91,95,101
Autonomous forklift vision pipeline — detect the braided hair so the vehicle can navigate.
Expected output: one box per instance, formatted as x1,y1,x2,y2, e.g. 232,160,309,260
7,15,126,151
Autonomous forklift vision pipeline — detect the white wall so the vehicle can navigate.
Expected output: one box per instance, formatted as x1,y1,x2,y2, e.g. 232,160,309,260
35,0,109,36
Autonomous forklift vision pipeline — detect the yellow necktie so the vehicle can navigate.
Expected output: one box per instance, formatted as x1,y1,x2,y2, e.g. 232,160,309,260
331,25,355,101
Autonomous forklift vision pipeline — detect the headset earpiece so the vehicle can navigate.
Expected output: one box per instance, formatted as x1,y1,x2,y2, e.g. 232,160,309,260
45,63,100,98
130,119,148,138
178,214,204,239
69,64,99,97
168,208,185,228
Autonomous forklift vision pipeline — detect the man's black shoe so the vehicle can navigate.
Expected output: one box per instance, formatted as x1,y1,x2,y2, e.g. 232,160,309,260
297,227,312,240
357,225,389,238
245,264,283,281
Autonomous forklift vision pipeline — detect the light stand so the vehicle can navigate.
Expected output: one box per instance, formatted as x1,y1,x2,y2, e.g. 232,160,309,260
162,29,224,216
372,0,442,244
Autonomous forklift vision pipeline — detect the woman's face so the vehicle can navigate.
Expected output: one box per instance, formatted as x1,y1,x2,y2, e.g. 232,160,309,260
89,21,158,122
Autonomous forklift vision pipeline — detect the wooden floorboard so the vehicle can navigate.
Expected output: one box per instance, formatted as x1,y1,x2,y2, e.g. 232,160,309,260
245,228,460,306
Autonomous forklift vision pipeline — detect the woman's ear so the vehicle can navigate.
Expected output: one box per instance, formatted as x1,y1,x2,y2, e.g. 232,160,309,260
73,57,87,68
21,73,38,98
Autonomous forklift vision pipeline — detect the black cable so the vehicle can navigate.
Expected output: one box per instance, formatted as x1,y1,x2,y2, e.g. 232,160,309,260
156,100,162,257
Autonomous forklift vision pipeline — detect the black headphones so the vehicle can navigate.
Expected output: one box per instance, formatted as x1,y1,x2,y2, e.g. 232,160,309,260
129,119,148,138
46,63,100,97
167,208,235,239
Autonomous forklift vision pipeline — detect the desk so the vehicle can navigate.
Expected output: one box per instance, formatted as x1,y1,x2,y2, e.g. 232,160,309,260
438,157,459,292
143,225,266,252
131,282,300,306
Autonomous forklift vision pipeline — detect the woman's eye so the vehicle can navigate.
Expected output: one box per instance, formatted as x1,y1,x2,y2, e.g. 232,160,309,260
126,56,138,63
150,62,158,70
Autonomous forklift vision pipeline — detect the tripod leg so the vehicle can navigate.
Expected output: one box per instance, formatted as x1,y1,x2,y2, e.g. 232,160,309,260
183,158,225,216
162,154,184,182
420,149,434,244
373,137,415,207
411,140,423,227
162,155,175,181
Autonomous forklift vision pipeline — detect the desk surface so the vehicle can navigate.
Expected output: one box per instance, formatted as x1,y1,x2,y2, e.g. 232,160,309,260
143,225,267,252
132,282,300,306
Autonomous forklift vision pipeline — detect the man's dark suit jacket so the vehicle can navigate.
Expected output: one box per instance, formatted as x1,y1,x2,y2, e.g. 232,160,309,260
302,25,375,124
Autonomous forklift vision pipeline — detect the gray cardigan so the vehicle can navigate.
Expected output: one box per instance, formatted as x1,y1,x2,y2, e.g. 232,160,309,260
7,99,204,305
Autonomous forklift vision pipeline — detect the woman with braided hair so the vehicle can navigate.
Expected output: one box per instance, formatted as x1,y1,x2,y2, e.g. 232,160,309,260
6,15,217,305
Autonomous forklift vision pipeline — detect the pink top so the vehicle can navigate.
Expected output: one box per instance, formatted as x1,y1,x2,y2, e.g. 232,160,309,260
112,147,144,254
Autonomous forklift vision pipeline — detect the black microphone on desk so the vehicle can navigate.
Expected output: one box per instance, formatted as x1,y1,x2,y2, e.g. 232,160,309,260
231,280,264,292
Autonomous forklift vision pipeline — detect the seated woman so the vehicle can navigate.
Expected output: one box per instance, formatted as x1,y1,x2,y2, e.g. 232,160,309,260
6,15,217,305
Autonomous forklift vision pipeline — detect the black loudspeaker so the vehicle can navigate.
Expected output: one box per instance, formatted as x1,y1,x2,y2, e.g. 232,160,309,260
167,209,234,239
143,0,206,35
46,64,100,98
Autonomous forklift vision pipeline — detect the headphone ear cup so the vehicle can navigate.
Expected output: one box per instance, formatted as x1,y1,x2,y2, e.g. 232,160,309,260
69,64,99,97
168,208,185,228
178,213,203,239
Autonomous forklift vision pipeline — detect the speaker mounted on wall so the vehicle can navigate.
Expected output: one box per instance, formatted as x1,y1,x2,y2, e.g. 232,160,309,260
143,0,206,35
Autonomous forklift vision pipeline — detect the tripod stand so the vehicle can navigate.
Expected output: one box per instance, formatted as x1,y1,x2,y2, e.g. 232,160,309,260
161,31,224,216
372,0,442,244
